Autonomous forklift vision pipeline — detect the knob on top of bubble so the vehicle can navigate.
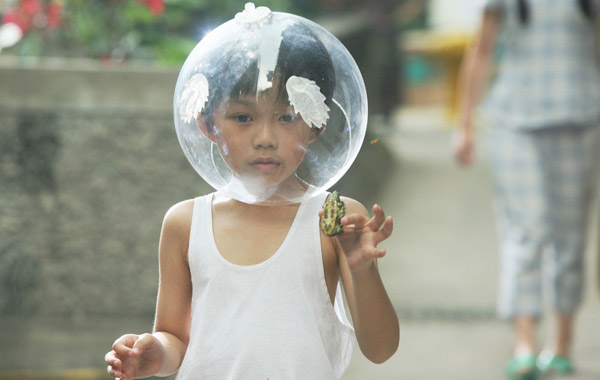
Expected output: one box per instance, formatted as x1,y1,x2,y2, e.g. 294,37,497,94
235,3,271,26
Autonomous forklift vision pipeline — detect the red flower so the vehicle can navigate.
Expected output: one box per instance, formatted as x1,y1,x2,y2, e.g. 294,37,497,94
46,1,62,29
20,0,43,15
137,0,164,16
1,0,62,33
1,7,33,33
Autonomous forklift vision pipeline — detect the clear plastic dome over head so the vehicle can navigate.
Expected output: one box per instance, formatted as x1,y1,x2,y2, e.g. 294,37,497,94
173,3,368,205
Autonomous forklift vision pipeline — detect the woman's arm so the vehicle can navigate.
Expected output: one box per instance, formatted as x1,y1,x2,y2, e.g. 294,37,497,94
454,8,501,166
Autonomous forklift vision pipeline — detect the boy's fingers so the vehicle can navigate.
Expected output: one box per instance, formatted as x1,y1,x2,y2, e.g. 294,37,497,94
341,214,367,229
369,217,393,248
105,352,125,379
342,209,392,234
112,334,139,356
380,216,393,239
107,364,124,379
368,204,386,229
105,350,115,363
131,333,155,355
365,247,386,260
104,351,121,369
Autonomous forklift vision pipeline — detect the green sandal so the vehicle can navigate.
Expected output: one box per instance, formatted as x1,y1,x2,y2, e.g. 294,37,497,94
536,350,573,374
506,355,538,380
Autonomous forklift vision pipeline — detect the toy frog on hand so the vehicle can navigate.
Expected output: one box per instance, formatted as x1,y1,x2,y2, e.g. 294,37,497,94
320,191,346,237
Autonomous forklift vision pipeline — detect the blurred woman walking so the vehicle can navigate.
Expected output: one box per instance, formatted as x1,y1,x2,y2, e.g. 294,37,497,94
454,1,600,379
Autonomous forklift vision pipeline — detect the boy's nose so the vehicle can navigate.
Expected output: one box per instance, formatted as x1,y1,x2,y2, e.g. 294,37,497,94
253,122,278,149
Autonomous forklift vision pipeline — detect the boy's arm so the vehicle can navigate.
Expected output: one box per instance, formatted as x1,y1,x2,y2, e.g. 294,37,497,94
105,201,193,379
152,200,194,375
335,198,399,364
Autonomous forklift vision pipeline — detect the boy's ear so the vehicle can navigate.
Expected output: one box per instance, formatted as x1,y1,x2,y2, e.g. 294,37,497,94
196,115,217,143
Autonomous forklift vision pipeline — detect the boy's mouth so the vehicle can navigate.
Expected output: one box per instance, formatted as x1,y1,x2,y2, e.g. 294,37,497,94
250,157,280,173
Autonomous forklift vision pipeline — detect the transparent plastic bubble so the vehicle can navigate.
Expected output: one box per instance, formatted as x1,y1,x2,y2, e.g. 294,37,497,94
173,3,367,205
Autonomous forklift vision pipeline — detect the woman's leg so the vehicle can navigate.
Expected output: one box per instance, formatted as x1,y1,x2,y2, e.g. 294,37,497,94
514,316,537,356
553,313,574,357
488,126,549,323
487,126,551,376
542,124,600,360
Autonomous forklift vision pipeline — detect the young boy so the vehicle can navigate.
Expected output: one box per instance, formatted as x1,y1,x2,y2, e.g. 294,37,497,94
105,4,399,379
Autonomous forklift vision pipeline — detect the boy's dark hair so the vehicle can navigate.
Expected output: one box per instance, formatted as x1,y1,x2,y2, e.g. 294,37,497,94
516,0,595,26
199,22,335,131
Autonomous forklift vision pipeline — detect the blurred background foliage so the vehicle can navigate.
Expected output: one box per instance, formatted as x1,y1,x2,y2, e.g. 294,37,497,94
1,0,428,65
1,0,296,65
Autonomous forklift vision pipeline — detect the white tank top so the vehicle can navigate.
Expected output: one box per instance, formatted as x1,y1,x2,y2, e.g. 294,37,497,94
176,191,354,380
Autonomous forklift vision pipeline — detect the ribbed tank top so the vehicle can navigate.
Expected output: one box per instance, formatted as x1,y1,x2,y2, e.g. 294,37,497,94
176,191,355,380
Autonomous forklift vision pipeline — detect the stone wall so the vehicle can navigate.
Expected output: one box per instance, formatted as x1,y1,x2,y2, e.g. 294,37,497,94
0,57,393,318
0,59,213,316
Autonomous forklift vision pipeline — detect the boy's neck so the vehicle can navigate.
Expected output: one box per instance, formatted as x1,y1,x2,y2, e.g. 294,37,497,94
222,174,311,205
213,192,301,211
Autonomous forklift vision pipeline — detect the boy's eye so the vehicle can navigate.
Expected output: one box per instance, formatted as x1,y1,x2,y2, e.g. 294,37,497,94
279,113,300,122
233,114,253,123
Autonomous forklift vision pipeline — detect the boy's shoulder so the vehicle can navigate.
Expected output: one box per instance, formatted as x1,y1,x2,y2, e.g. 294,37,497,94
337,195,369,217
162,198,196,234
165,198,195,217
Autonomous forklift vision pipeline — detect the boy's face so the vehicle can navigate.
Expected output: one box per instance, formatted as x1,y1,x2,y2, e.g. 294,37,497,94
210,91,318,191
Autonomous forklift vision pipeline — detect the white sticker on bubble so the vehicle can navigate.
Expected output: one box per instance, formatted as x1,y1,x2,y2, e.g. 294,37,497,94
179,73,209,124
286,75,330,130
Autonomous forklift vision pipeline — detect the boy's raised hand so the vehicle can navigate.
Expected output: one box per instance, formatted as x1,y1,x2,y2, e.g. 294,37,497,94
335,204,393,273
105,333,164,380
